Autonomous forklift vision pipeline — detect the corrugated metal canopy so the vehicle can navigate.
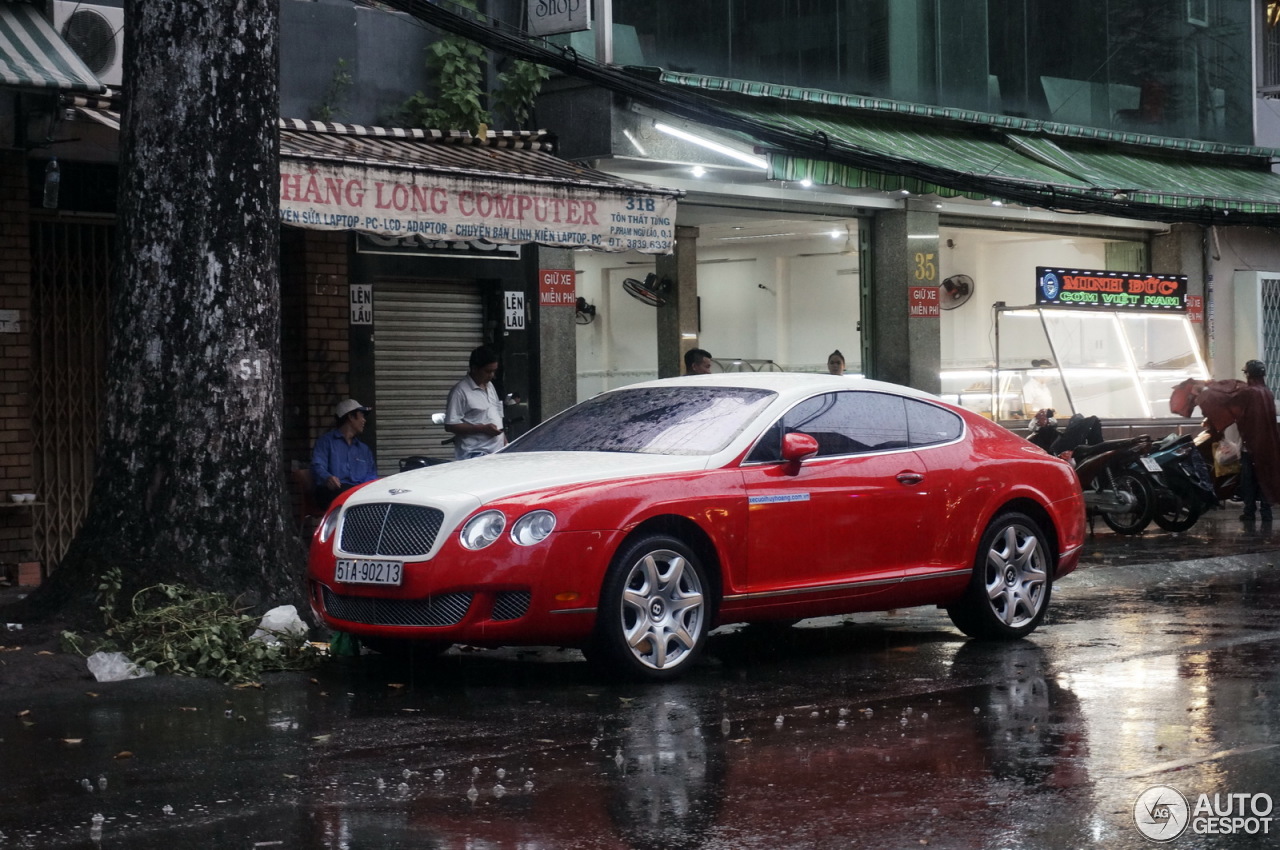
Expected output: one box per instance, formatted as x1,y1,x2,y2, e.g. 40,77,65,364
0,2,106,95
659,72,1280,224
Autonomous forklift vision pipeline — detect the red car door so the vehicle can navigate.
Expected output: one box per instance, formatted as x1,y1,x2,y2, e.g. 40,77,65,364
739,391,945,598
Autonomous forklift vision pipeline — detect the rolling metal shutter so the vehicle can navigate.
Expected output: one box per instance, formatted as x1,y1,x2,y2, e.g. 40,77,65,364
373,279,484,472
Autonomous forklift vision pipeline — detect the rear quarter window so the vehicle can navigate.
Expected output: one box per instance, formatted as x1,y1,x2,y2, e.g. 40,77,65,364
905,399,964,447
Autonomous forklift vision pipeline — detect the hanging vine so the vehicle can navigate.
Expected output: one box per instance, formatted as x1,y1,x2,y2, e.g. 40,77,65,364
398,0,549,134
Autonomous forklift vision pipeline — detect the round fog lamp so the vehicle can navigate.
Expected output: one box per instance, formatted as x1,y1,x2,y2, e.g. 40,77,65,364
460,510,506,550
511,510,556,546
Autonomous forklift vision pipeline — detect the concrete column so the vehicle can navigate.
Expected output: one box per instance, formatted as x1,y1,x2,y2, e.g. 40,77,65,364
870,206,941,393
1151,222,1210,365
532,246,578,421
657,226,700,377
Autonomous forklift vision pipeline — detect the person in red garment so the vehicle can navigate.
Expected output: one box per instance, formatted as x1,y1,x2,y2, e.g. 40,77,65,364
1234,360,1279,521
1174,363,1280,522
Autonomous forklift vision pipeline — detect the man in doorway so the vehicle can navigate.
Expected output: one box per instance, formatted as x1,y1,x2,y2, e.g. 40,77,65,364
445,345,506,459
311,399,378,508
684,348,713,375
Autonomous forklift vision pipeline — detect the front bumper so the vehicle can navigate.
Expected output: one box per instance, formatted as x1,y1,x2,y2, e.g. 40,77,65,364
307,529,615,646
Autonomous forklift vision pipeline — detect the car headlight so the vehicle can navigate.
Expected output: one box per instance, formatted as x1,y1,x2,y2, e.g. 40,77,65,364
511,510,556,546
318,507,341,544
460,510,506,550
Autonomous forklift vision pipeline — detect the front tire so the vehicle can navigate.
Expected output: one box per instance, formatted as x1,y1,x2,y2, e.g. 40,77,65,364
590,535,710,681
947,512,1052,640
1153,489,1200,532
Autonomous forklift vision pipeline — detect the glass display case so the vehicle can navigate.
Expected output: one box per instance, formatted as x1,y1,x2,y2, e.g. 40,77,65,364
939,306,1208,422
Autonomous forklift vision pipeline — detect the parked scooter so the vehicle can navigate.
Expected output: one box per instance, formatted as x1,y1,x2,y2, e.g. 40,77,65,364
1030,412,1157,534
1139,433,1219,532
1065,435,1158,534
1194,429,1241,503
398,413,453,471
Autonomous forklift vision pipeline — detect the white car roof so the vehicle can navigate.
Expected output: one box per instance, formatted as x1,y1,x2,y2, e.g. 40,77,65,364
617,372,943,405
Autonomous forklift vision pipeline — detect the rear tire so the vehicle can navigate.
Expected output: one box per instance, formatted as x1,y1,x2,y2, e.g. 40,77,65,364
947,511,1052,640
1100,472,1155,535
590,534,710,681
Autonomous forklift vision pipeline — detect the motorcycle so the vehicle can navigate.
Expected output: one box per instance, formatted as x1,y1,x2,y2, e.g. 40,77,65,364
398,413,453,471
1135,433,1219,532
1029,412,1157,534
1194,429,1241,503
1066,435,1158,534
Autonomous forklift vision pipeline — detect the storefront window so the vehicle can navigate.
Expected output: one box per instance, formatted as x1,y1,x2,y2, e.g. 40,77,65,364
990,308,1208,420
610,0,1253,145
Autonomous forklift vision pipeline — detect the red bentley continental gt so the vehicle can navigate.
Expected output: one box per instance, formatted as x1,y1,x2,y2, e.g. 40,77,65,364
307,374,1086,680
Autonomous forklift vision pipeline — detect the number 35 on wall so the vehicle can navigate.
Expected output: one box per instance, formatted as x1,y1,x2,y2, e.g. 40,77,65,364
914,252,937,282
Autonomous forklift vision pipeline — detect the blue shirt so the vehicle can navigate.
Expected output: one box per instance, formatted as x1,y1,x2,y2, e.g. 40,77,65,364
311,429,378,489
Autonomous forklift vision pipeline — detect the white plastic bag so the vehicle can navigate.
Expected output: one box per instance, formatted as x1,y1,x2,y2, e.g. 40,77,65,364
86,651,154,682
251,604,308,645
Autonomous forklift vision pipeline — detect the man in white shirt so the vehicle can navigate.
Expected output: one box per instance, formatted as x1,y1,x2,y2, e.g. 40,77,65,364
445,346,506,459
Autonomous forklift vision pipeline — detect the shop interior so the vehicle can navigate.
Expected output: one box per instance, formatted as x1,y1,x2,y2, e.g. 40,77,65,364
573,214,1198,421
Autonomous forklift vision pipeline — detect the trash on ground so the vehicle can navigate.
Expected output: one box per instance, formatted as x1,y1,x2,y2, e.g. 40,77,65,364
86,651,154,682
250,605,308,645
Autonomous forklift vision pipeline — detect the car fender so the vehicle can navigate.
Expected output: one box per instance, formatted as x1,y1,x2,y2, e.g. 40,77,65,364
518,469,751,598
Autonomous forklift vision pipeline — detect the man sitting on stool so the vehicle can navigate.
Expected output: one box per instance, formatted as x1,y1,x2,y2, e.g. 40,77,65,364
311,399,378,509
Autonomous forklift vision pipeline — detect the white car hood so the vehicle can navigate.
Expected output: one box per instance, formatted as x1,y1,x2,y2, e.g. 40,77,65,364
346,451,713,514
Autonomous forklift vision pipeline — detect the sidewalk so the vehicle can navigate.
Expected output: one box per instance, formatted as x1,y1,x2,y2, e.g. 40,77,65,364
1079,502,1280,569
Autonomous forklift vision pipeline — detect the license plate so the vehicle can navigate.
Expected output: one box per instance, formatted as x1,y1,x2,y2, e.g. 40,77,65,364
335,559,403,586
1141,457,1162,473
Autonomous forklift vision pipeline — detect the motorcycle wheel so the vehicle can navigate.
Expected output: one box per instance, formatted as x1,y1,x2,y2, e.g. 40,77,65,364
1153,490,1200,532
1101,472,1156,535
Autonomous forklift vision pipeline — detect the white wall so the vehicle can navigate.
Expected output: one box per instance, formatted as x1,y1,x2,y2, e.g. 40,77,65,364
576,225,1147,403
1207,227,1280,378
938,229,1112,369
574,232,862,401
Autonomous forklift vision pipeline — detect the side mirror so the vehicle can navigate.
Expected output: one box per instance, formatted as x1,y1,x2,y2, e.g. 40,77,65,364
431,413,446,425
780,432,819,473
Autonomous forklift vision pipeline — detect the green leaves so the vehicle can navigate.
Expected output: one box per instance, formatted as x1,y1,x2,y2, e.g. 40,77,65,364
495,60,551,129
396,0,549,133
61,568,318,684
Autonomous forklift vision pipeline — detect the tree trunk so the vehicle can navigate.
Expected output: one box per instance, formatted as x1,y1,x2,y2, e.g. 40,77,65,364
29,0,299,618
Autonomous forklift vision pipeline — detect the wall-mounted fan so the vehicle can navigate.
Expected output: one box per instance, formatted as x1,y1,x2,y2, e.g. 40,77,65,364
575,296,597,325
940,274,975,310
622,273,668,307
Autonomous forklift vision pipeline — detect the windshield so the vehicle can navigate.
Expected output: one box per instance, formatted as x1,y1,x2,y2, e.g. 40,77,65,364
507,386,777,456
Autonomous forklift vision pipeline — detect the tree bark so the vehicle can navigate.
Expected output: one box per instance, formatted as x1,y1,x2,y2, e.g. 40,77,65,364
28,0,299,618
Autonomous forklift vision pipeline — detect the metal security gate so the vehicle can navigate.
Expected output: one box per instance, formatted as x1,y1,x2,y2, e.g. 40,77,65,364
373,279,484,472
30,218,112,571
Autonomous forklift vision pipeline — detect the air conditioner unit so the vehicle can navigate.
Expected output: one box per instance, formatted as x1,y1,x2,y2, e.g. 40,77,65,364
52,1,124,88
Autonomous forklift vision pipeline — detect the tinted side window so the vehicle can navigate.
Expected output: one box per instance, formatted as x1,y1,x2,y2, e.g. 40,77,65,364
905,399,964,447
748,391,911,460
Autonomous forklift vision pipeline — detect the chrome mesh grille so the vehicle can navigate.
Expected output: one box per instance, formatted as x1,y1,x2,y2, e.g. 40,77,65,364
340,503,444,557
322,586,472,627
492,591,531,621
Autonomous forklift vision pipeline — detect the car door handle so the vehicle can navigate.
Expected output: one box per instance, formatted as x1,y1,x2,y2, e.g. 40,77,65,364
896,472,925,486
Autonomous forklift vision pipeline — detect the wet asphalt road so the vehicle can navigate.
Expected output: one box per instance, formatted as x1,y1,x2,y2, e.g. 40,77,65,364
3,510,1280,849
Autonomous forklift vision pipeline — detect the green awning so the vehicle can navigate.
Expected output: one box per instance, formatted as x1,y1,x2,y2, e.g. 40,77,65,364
0,3,106,95
660,72,1280,225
